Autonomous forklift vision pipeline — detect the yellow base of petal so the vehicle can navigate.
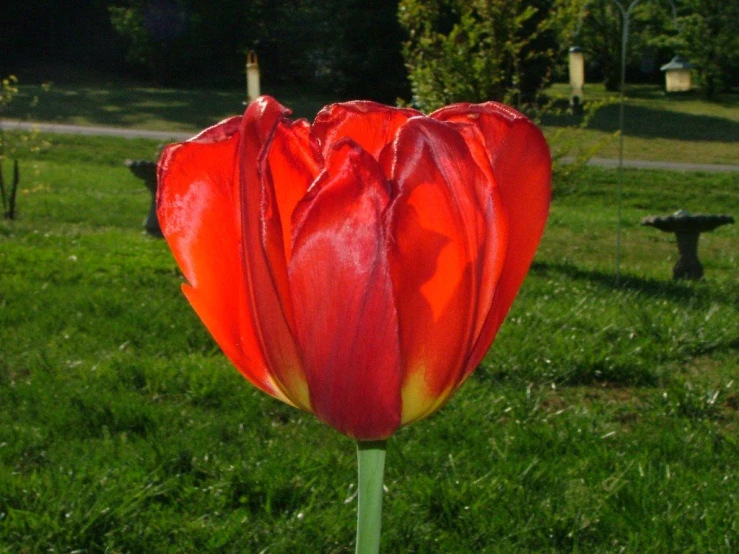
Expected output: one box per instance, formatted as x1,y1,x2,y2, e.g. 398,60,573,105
400,370,454,426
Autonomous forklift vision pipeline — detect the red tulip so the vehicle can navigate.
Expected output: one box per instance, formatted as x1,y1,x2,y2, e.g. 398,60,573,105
157,96,550,440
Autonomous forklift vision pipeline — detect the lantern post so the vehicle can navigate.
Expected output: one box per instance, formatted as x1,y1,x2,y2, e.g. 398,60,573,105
611,0,644,283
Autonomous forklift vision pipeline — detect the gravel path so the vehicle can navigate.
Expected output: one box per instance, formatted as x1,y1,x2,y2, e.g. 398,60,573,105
1,120,193,141
2,119,738,173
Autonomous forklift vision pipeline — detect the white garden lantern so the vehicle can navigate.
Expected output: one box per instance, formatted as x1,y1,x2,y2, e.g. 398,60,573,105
660,56,693,93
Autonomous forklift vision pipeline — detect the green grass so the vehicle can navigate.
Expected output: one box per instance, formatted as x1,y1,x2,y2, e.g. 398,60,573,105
5,81,739,165
0,134,737,552
543,84,739,165
4,82,341,131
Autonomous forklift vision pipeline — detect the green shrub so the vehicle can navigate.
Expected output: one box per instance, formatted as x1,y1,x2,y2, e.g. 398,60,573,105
398,0,558,111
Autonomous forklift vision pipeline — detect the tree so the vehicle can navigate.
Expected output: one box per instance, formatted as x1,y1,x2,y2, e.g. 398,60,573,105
107,0,409,100
109,0,192,84
398,0,559,111
551,0,661,91
578,0,624,90
672,0,739,96
326,0,410,102
553,0,739,95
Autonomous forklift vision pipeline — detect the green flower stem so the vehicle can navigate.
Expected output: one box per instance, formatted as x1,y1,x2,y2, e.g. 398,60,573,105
355,440,387,554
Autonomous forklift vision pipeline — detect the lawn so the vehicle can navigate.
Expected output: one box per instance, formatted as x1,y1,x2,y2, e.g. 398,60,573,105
5,80,739,165
543,84,739,166
3,81,336,131
0,133,736,552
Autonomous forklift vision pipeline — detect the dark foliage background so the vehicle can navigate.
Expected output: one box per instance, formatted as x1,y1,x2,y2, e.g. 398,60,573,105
0,0,410,103
1,0,736,104
1,1,128,77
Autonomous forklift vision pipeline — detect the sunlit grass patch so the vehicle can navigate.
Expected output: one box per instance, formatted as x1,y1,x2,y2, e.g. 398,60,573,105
0,134,737,552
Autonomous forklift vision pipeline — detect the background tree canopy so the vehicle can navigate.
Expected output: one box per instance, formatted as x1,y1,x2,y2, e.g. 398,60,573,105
0,0,736,102
0,0,409,103
398,0,560,111
548,0,739,96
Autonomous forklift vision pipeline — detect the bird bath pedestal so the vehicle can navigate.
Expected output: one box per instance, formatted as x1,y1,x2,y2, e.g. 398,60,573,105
641,210,734,280
125,159,162,237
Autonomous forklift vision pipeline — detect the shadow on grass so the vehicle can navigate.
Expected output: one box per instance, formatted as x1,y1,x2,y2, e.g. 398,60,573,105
8,84,339,130
530,260,734,305
625,85,739,108
542,102,739,143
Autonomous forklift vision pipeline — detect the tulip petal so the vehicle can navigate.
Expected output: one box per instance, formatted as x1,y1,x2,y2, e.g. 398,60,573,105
387,117,508,425
239,97,312,410
156,117,290,403
258,118,323,337
312,101,421,160
260,118,323,265
288,140,402,440
431,102,551,368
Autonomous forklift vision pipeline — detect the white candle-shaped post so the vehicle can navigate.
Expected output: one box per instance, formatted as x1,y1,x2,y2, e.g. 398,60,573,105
246,51,260,103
